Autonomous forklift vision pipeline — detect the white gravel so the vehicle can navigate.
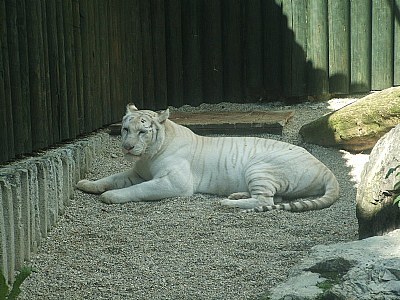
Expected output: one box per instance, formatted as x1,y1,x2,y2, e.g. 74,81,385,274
20,99,368,300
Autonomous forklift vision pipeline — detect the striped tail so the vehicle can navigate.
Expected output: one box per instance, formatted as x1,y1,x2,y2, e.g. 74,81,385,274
245,172,340,213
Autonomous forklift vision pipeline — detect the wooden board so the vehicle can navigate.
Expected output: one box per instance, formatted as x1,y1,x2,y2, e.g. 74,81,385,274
109,110,294,136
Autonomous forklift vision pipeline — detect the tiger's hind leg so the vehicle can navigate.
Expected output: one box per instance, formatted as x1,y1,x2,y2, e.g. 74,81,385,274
220,192,260,209
228,192,251,200
220,195,280,209
228,193,283,202
220,161,285,209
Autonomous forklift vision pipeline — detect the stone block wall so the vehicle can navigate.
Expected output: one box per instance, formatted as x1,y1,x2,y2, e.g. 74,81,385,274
0,133,108,283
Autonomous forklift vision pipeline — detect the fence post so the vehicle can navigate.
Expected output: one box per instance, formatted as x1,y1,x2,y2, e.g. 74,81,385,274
222,0,242,102
328,0,350,94
6,0,30,155
182,0,203,106
17,0,32,152
165,0,184,108
63,0,79,138
372,0,394,90
26,0,49,150
307,0,329,96
0,0,15,164
394,0,400,86
244,0,264,101
55,0,70,141
80,0,93,131
152,0,168,110
263,0,283,97
72,0,85,133
282,0,308,98
41,0,52,146
202,0,223,104
350,0,371,93
46,0,61,143
99,0,111,125
140,0,156,109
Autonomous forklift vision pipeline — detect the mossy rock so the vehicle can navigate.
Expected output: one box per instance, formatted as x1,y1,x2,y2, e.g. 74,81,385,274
299,87,400,152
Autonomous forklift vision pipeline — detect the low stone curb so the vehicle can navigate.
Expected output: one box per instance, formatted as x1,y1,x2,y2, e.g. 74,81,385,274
0,132,108,283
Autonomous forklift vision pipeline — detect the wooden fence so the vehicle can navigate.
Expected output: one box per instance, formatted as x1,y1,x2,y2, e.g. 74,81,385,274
1,0,400,164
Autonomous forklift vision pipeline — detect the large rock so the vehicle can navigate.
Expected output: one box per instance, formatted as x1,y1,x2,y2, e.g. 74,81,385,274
299,87,400,152
267,230,400,300
356,125,400,239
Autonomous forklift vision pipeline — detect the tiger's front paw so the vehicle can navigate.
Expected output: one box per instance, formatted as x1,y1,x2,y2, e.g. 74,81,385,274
100,191,130,204
76,179,104,194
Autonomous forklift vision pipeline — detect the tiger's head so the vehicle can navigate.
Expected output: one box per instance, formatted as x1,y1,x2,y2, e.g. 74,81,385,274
121,103,169,161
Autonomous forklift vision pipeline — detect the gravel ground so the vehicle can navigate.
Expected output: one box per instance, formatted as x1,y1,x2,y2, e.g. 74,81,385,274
20,99,368,300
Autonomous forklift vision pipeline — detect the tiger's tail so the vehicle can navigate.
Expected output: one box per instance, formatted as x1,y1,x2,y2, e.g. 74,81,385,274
245,171,340,213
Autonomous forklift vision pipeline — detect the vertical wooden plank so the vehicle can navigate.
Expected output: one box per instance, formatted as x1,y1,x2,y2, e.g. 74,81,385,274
263,0,283,97
120,1,130,111
0,0,14,162
328,0,350,94
371,0,394,90
292,0,308,97
222,0,242,102
140,0,155,109
202,0,223,104
119,0,130,110
243,0,264,101
130,0,144,109
55,0,69,140
152,0,168,109
5,0,29,155
96,1,104,128
108,0,122,120
394,0,400,86
182,0,203,106
16,0,32,151
26,0,48,150
281,0,293,96
40,0,51,145
282,0,308,98
80,0,93,131
350,0,371,93
307,0,329,95
63,0,79,137
72,0,84,133
165,0,183,107
89,0,101,128
45,0,60,143
99,0,111,125
87,0,96,128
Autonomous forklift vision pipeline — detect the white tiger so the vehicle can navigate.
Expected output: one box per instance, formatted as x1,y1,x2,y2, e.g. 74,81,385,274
76,104,339,212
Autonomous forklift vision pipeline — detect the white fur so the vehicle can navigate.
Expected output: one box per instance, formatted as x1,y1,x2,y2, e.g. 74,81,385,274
77,105,339,212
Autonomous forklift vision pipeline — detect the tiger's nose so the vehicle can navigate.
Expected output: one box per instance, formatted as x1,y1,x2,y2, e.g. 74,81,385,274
123,144,134,151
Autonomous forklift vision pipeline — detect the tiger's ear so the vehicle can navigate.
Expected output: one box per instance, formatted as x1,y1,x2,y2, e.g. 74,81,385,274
126,103,138,114
157,108,170,123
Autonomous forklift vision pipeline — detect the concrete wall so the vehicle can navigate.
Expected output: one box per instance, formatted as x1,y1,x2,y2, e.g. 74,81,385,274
0,132,108,283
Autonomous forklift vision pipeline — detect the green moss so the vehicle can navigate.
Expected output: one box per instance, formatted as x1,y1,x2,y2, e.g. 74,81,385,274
316,276,340,291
